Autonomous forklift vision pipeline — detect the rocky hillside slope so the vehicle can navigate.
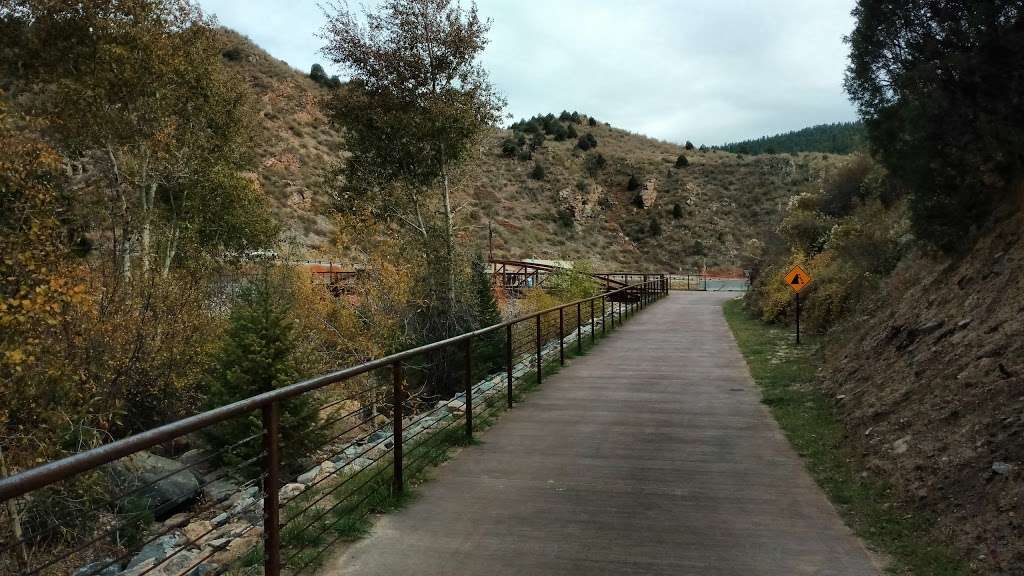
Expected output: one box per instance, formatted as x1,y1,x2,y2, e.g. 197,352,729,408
218,30,847,271
821,207,1024,573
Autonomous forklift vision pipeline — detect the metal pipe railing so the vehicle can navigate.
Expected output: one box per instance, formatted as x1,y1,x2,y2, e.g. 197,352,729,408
0,275,670,576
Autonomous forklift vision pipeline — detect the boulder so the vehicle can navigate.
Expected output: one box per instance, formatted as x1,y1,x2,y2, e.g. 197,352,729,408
72,560,123,576
110,452,200,518
296,467,319,485
182,520,214,546
164,512,191,529
201,478,239,504
279,483,305,500
126,534,181,570
315,460,339,482
212,536,260,566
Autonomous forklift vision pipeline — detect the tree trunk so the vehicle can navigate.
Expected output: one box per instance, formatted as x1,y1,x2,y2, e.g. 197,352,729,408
140,183,156,277
441,168,458,328
161,224,178,278
0,446,30,569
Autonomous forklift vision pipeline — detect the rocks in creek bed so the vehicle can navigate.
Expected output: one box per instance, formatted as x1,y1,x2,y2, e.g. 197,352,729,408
182,520,214,545
164,512,191,529
296,466,319,485
125,533,182,570
279,482,305,500
109,452,200,518
201,477,239,505
73,561,123,576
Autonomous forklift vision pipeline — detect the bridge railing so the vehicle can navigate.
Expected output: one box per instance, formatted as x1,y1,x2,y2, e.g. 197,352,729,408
0,276,669,576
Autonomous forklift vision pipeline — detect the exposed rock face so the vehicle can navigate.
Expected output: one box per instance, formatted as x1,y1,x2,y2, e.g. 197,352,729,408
637,179,658,209
558,183,606,225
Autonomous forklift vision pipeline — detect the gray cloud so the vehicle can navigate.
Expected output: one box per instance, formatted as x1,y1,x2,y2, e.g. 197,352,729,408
198,0,858,145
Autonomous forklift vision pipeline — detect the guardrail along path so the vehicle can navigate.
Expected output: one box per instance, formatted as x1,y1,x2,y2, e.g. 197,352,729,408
322,292,878,576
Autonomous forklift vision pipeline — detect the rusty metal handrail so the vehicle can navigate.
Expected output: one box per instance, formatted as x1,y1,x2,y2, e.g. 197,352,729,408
0,274,670,576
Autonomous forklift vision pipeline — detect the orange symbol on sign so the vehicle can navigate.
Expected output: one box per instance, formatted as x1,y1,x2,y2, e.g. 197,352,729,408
784,265,812,293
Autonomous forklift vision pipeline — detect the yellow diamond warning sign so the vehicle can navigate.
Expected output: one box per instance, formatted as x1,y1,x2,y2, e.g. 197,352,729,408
784,265,812,293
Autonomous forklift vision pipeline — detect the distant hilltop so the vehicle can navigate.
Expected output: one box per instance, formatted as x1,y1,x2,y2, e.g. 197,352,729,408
718,122,865,155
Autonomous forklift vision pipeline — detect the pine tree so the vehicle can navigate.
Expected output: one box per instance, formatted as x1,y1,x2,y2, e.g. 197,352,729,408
202,273,321,471
470,253,503,378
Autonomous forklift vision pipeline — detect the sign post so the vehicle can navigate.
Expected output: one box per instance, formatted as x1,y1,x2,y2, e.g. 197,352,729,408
783,264,812,344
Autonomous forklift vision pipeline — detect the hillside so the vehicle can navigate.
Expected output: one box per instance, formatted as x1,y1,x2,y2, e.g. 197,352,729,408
720,122,865,155
216,30,849,271
820,209,1024,573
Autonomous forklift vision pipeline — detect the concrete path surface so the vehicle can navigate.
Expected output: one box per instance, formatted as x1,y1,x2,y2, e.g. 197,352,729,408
321,292,879,576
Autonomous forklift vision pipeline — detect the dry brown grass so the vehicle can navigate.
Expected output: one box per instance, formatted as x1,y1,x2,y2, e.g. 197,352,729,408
218,29,850,271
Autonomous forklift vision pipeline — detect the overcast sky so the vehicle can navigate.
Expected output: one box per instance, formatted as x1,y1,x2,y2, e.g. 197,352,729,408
197,0,859,146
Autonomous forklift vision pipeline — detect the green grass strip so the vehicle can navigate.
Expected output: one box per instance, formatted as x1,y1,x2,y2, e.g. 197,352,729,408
722,299,966,576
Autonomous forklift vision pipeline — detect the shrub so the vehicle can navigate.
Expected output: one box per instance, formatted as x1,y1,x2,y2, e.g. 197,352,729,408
516,149,532,162
649,217,662,236
550,122,568,141
576,135,592,151
310,63,328,84
675,154,689,168
685,141,694,150
202,271,321,471
529,131,545,150
501,137,518,158
588,117,598,127
584,152,606,175
558,110,572,121
819,154,875,218
566,123,578,139
222,46,243,61
570,111,581,124
672,203,684,219
627,174,641,191
530,162,545,180
583,133,597,148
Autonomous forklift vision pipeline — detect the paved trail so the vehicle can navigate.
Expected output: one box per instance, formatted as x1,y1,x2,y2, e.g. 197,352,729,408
322,292,878,576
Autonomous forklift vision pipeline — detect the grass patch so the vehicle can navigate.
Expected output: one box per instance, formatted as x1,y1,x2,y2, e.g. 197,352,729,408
722,299,966,576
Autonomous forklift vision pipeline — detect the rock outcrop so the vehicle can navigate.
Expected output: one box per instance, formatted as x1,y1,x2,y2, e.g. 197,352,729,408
636,179,658,208
558,183,607,225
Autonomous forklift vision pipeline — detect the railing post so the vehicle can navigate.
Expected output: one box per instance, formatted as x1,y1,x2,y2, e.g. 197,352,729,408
535,314,542,385
601,296,606,336
558,307,565,366
576,302,582,355
464,336,473,440
261,403,281,576
392,362,404,495
590,299,595,344
506,323,514,408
